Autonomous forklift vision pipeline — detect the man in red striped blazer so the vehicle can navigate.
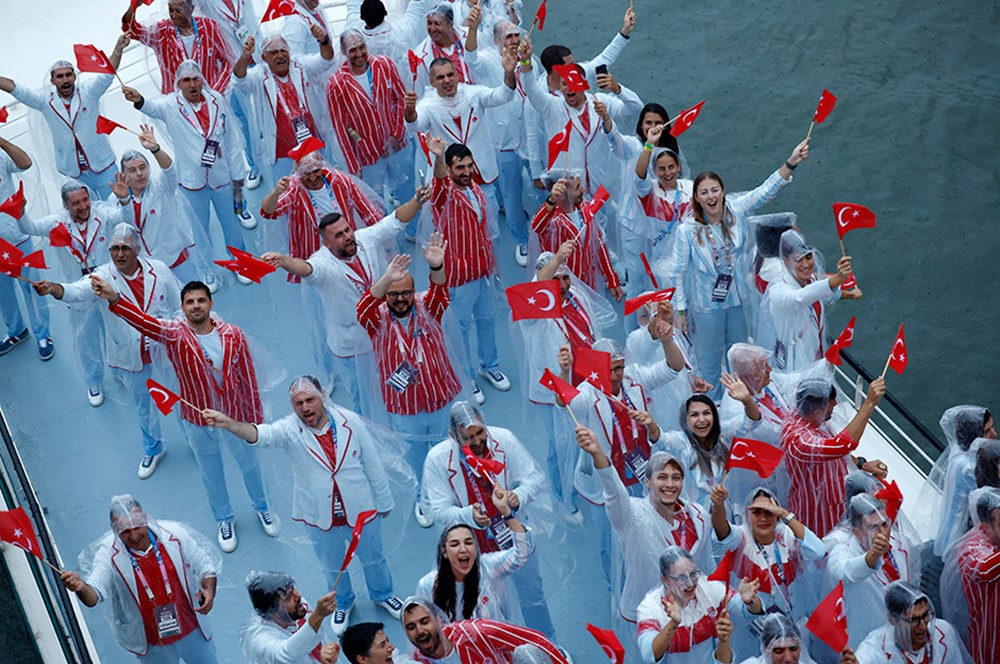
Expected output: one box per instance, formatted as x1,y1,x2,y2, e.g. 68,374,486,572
327,30,413,204
426,136,510,405
91,276,277,553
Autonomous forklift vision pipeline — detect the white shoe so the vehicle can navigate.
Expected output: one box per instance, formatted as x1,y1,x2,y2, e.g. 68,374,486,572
376,595,404,620
471,380,486,405
515,243,528,267
236,274,253,285
87,386,104,407
218,520,237,553
478,369,511,392
257,510,280,537
414,502,434,528
235,202,258,230
137,450,165,480
331,605,352,638
245,169,262,190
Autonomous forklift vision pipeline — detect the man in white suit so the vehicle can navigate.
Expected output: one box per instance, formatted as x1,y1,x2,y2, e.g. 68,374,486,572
122,60,255,282
203,375,405,637
34,223,181,479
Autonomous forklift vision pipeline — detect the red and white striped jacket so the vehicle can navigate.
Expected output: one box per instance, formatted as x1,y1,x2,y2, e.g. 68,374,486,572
409,618,568,664
430,176,495,287
355,281,461,416
957,528,1000,664
129,17,235,95
326,56,407,175
782,414,858,537
260,168,384,280
109,297,262,425
530,202,619,291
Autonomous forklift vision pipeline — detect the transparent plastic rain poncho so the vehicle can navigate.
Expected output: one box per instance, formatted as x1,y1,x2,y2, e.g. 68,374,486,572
975,437,1000,489
245,570,297,621
939,487,1000,652
240,570,316,663
77,495,221,655
914,405,994,556
749,212,797,293
739,613,817,664
757,229,839,374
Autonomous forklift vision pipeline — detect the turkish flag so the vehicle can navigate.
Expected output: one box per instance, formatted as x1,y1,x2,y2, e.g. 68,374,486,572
807,581,849,653
214,246,277,284
585,623,624,664
0,507,44,560
0,106,8,123
96,115,127,135
0,237,46,278
407,50,422,81
130,0,156,9
146,378,182,415
708,548,735,584
340,509,378,572
831,202,877,240
824,316,857,366
725,437,784,478
533,0,547,30
552,64,589,92
49,223,74,248
462,445,505,476
669,100,705,138
584,185,611,219
840,273,858,291
547,120,572,169
0,181,26,220
573,346,612,395
875,478,904,521
539,368,580,404
813,89,837,123
506,279,562,320
261,0,298,23
639,252,659,289
287,137,326,162
73,44,115,74
624,288,675,316
417,132,433,167
887,323,908,375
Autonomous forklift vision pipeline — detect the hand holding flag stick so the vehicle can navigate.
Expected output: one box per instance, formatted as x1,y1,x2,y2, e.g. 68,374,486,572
145,378,205,416
73,44,126,89
881,323,907,378
806,88,837,141
539,368,581,425
0,506,63,572
832,202,877,257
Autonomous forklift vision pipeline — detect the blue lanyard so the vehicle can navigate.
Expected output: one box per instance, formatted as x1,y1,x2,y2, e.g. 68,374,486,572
128,530,173,600
756,539,792,611
175,20,200,59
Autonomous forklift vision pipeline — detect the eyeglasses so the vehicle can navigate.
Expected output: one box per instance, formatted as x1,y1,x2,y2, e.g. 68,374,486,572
900,609,934,627
387,290,413,300
666,570,700,585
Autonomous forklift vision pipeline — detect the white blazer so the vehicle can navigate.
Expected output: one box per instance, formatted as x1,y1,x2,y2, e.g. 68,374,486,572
112,162,197,266
421,427,546,529
11,75,116,177
22,203,121,277
231,55,335,168
757,269,840,373
85,521,216,656
60,258,181,372
254,404,394,530
140,88,247,190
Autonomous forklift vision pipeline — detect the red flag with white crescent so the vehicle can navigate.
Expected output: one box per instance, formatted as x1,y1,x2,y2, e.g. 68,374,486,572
533,0,547,30
832,202,877,240
539,369,580,404
340,509,378,573
260,0,298,22
552,64,589,92
0,507,44,560
462,445,505,476
824,316,856,366
807,581,849,652
725,437,784,478
585,185,611,219
0,181,26,220
73,44,115,74
887,323,908,375
145,378,182,415
214,246,277,284
0,236,46,278
669,100,705,138
585,623,624,664
506,280,562,321
813,89,838,123
547,120,572,169
624,288,675,316
573,346,612,395
407,50,421,81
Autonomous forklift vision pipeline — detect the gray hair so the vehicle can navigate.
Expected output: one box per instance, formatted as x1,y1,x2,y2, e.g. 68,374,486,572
60,179,88,205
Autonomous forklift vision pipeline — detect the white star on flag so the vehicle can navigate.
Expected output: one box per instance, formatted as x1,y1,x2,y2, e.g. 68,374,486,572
2,252,10,260
589,372,598,381
13,528,22,537
527,296,536,305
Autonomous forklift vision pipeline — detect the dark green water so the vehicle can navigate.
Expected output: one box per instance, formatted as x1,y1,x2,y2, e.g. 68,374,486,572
538,0,999,433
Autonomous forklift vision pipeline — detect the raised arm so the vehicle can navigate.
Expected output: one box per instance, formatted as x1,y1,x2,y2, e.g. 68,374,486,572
138,124,171,170
233,36,255,78
422,231,447,287
370,254,413,300
0,137,31,170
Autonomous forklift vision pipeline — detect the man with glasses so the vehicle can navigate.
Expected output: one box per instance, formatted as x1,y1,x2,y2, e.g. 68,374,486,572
855,581,968,664
356,233,462,527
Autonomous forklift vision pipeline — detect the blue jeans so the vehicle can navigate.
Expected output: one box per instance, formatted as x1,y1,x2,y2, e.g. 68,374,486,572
361,144,415,204
389,405,450,491
302,287,336,389
535,402,576,510
511,553,556,639
76,163,116,201
113,365,162,457
449,277,499,380
138,629,216,663
689,305,747,400
494,150,529,245
180,185,247,254
581,498,612,587
180,421,268,523
229,90,256,174
69,303,105,389
307,518,393,609
0,263,49,339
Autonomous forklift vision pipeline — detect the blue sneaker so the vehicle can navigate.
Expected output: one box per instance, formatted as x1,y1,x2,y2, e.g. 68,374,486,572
37,337,54,361
0,328,29,356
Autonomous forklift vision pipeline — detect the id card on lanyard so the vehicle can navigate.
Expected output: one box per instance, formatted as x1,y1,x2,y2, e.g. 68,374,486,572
386,316,423,393
130,531,183,640
461,455,514,551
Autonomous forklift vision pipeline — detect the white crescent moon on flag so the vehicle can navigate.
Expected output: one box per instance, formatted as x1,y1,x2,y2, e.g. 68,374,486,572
837,206,852,228
835,597,846,622
599,645,615,662
682,108,699,125
537,288,556,311
891,337,905,359
843,327,854,344
148,387,171,406
730,440,751,461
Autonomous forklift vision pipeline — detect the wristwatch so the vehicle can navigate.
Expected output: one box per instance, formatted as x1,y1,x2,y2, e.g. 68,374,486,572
781,512,795,525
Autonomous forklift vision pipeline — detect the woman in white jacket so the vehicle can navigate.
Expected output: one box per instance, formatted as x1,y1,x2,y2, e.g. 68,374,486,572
416,484,534,625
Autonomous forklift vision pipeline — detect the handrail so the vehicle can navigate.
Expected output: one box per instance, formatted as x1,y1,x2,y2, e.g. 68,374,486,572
839,350,946,454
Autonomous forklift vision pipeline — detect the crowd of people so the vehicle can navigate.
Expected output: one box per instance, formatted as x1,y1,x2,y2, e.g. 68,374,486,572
0,0,996,663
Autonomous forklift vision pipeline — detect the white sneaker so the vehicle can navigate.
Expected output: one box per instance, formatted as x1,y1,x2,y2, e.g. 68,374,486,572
376,595,404,620
331,605,352,638
235,201,258,230
218,520,237,553
236,274,253,285
137,450,165,480
515,243,528,267
257,510,280,537
478,368,511,392
245,169,261,190
414,502,434,528
471,380,485,405
87,386,104,407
